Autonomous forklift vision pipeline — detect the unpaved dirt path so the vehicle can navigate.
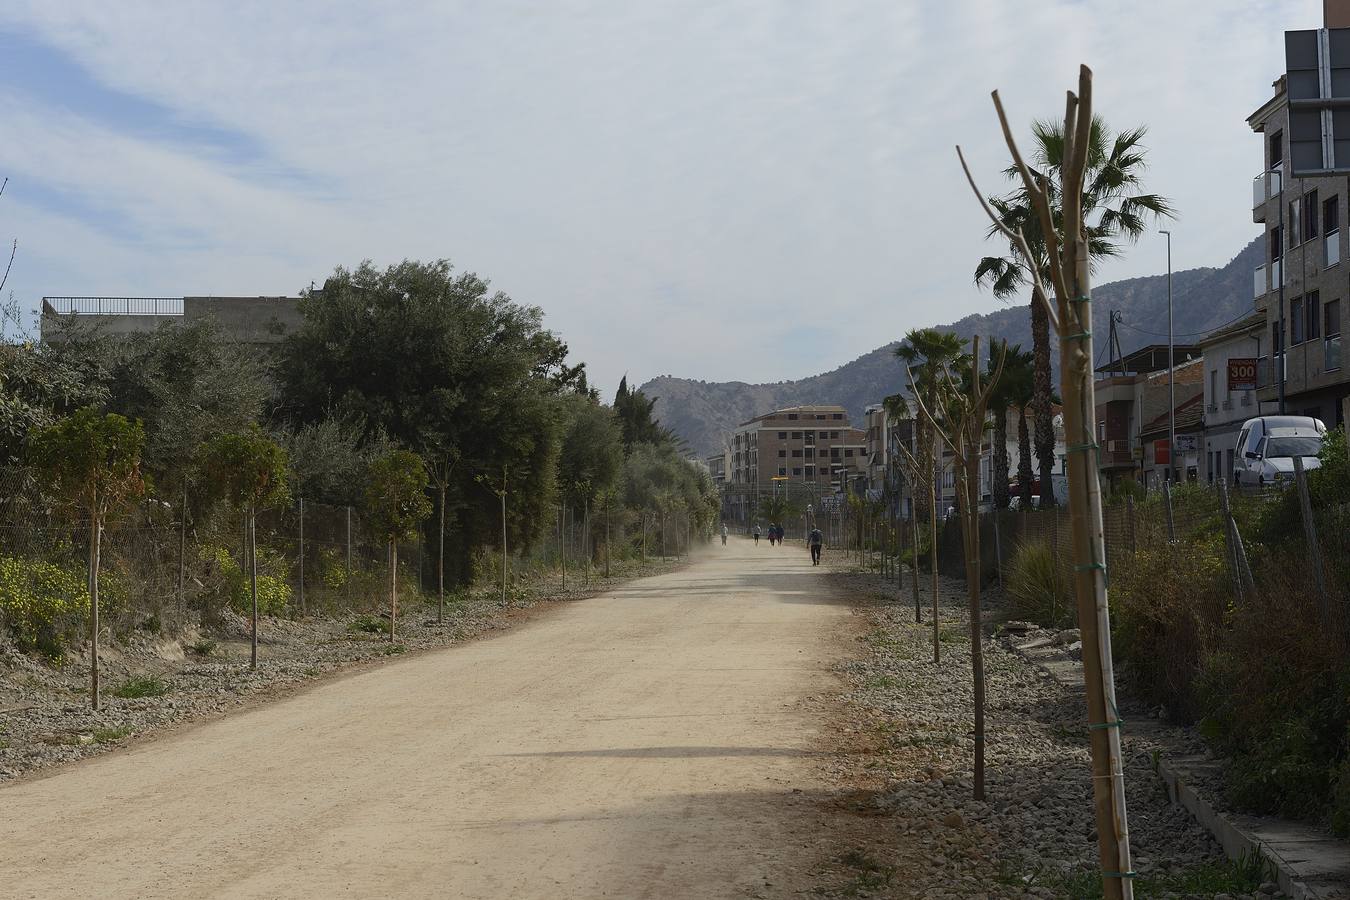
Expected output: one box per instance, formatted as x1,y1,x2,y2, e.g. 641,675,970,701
1,539,855,899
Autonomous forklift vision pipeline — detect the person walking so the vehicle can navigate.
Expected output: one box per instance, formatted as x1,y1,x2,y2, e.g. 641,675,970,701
809,525,823,566
720,524,728,547
752,523,761,546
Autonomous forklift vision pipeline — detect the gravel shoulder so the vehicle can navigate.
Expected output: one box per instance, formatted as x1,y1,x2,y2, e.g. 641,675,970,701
807,563,1284,900
0,555,690,785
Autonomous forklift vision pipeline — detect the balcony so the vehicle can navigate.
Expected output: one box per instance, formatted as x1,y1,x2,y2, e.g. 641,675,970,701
1256,356,1270,390
1328,230,1342,268
1254,264,1264,299
1327,334,1342,371
1252,168,1282,221
1254,259,1282,298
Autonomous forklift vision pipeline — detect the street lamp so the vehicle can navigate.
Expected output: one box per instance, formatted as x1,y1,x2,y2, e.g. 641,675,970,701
1160,229,1177,484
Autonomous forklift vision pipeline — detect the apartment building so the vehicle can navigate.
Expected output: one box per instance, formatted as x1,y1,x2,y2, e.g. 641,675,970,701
863,404,917,517
1247,2,1350,428
727,405,867,489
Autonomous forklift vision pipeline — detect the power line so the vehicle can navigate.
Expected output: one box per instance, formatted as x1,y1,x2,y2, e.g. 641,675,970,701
1115,308,1257,341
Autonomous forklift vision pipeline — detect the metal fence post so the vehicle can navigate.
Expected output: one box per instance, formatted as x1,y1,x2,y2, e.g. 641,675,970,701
177,484,187,615
345,505,352,605
1163,480,1176,543
298,497,306,616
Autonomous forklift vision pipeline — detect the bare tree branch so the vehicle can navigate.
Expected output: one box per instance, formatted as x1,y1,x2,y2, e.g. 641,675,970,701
956,145,1061,334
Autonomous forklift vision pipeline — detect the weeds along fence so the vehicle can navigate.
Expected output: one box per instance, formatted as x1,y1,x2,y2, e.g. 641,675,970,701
0,466,703,648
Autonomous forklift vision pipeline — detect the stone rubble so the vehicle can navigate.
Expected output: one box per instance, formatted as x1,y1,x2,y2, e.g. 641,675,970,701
812,569,1285,900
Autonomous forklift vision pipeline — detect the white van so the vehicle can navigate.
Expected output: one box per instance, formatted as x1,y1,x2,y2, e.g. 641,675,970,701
1232,415,1327,488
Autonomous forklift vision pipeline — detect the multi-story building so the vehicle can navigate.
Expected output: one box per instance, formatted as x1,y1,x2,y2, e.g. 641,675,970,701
863,403,917,518
41,295,305,345
724,405,867,523
1095,344,1204,490
1247,2,1350,428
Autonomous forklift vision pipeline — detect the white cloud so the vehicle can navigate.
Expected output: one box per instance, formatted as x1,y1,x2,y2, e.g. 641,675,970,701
0,0,1323,395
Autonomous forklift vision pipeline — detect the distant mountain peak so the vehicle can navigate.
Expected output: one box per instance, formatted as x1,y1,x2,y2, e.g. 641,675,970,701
640,238,1261,457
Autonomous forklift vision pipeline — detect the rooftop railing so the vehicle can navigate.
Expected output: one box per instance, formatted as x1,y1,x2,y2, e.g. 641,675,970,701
43,297,184,316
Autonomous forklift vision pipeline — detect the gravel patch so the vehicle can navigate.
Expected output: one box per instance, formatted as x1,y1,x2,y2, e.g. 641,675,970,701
812,567,1281,900
0,557,687,784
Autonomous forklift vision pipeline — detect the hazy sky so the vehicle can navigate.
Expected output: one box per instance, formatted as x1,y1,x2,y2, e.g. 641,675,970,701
0,1,1317,396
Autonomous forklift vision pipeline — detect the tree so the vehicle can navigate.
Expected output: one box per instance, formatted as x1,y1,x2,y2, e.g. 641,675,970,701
895,328,968,662
197,427,290,668
905,337,1005,802
0,340,108,465
975,114,1173,509
30,408,145,709
364,450,432,641
959,65,1135,897
987,341,1035,509
279,259,577,585
613,376,672,451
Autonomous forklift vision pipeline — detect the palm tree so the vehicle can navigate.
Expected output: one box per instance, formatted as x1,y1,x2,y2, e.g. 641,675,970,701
987,340,1035,509
895,328,968,662
974,116,1173,508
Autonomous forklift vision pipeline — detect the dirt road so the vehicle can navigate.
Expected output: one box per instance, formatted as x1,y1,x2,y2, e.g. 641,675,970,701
1,539,854,899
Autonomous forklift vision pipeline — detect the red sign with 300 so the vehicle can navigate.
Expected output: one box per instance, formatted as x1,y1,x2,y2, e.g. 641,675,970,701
1227,358,1258,391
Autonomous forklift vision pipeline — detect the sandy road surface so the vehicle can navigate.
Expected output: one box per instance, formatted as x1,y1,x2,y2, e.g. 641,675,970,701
1,539,854,899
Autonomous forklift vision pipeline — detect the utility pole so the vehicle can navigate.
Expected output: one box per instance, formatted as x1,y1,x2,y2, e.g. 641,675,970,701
1161,229,1177,483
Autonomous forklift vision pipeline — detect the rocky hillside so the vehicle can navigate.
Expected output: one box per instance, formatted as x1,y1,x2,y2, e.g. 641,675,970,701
643,238,1261,456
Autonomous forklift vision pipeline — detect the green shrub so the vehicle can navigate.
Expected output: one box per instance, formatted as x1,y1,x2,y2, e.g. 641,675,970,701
203,546,293,617
1004,540,1071,627
1198,563,1350,832
112,676,169,699
1111,533,1228,722
0,555,90,660
348,613,387,635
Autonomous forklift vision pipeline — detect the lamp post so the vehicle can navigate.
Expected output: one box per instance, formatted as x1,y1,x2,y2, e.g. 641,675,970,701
1161,229,1177,483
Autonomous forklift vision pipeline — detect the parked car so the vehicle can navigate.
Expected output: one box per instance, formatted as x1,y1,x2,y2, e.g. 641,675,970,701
1232,415,1327,488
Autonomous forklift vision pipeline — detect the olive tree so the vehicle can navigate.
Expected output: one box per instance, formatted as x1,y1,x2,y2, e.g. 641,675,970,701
364,450,432,641
30,408,145,709
197,427,290,668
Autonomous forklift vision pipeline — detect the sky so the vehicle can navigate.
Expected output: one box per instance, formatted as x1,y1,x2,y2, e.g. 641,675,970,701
0,1,1319,397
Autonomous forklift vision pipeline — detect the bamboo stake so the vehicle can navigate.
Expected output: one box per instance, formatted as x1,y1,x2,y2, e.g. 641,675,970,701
1293,455,1330,621
959,65,1134,898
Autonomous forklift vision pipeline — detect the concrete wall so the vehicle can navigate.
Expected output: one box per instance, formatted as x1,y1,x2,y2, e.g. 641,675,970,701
42,296,303,345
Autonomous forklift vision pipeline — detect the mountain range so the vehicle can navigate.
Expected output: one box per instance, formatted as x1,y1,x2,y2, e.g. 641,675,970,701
639,238,1262,457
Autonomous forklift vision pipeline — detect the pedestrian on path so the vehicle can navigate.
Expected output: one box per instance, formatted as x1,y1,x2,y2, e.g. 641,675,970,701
752,523,761,546
721,524,728,546
809,526,823,566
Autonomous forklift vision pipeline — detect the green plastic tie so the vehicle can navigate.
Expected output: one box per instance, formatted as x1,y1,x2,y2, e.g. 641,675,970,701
1074,562,1106,572
1102,871,1138,879
1088,719,1126,731
1065,330,1093,341
1066,442,1099,454
1070,295,1091,304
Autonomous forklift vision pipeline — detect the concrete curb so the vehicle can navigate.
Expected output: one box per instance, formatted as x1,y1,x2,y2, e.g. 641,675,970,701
1004,630,1350,899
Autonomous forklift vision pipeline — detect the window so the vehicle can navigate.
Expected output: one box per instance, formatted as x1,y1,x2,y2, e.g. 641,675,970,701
777,449,786,458
1290,197,1302,244
805,448,814,459
1305,190,1320,242
1210,369,1218,403
844,448,855,458
828,431,838,439
831,447,840,459
1292,297,1304,344
787,413,798,420
792,449,802,458
805,466,815,477
1273,320,1284,354
1327,195,1341,235
1271,130,1284,166
1270,225,1283,261
832,413,843,420
1327,298,1341,337
1326,299,1342,371
791,431,801,439
778,466,787,476
777,431,787,439
815,414,826,420
792,467,802,476
1307,291,1321,341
